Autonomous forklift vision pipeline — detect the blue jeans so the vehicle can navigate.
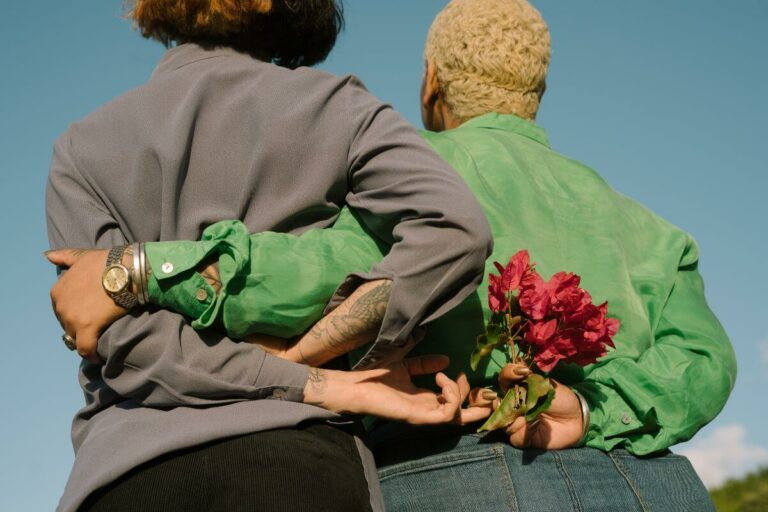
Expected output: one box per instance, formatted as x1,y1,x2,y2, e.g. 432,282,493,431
372,426,713,512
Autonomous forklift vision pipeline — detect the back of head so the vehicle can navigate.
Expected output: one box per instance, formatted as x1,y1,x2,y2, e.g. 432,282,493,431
127,0,343,68
426,0,550,122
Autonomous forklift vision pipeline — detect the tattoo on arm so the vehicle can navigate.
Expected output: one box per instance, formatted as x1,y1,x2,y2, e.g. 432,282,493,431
305,280,393,357
197,260,222,294
304,368,328,406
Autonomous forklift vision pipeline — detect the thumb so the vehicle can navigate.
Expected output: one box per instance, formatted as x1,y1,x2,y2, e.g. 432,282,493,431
45,249,83,268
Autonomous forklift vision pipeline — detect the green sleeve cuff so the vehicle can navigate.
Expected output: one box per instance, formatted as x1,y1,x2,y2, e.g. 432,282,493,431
571,369,662,456
145,220,252,332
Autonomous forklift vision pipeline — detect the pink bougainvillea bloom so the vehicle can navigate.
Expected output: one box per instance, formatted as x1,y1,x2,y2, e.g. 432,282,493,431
519,270,549,320
488,274,510,314
493,250,531,293
525,318,558,347
547,272,592,315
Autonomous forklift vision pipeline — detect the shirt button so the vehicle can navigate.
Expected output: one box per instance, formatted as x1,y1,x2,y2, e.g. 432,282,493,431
621,413,632,425
196,288,208,301
161,262,174,274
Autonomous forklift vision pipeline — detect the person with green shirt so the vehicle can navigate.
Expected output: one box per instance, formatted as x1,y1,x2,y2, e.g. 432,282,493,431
48,0,734,510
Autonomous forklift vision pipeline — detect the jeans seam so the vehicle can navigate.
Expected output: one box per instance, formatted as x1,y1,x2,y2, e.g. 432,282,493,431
553,451,583,512
378,451,499,481
494,444,519,512
608,451,651,512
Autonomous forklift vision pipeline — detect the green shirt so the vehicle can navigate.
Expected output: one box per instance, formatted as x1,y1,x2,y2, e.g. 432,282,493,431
146,113,736,455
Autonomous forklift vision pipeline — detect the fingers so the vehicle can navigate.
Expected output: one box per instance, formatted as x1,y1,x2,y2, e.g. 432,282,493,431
44,249,81,268
498,363,532,393
506,416,544,448
468,387,499,408
74,327,102,364
404,354,450,376
456,372,471,403
436,374,494,426
457,405,492,424
506,416,530,448
433,371,467,424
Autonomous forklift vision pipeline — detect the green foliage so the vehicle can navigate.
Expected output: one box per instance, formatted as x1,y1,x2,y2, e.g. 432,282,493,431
710,467,768,512
477,375,554,432
470,324,507,371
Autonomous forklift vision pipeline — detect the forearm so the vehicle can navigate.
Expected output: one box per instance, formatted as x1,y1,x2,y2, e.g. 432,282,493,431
145,212,385,339
284,279,393,366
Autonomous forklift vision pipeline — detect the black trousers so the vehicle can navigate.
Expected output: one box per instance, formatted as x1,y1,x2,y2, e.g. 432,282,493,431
80,424,373,512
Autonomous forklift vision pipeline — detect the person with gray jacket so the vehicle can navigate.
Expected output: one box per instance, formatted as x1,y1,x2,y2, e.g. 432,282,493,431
46,1,492,511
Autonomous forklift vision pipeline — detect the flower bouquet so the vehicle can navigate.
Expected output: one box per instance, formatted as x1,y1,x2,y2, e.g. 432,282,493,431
471,250,620,432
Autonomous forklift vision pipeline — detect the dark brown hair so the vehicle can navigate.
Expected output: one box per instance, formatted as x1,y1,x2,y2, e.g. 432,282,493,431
128,0,344,68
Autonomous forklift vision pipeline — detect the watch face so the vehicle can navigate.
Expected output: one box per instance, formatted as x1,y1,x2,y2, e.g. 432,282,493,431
103,265,130,294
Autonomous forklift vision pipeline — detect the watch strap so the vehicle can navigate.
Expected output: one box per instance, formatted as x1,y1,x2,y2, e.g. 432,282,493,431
105,245,139,310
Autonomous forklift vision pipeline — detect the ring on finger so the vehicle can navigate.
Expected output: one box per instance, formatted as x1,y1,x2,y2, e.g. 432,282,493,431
62,334,77,351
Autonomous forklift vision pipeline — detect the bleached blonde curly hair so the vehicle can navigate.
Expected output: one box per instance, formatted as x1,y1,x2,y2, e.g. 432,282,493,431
426,0,551,122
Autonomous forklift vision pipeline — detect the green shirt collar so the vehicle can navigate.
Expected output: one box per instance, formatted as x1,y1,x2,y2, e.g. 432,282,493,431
458,112,550,148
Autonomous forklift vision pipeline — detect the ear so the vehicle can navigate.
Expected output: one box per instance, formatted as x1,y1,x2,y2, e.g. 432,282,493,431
421,60,446,131
421,60,441,109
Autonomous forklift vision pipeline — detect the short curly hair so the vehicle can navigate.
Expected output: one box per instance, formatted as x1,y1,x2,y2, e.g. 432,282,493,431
426,0,550,121
127,0,344,68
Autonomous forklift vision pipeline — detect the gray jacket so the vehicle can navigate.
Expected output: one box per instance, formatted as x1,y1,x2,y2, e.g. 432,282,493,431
47,44,492,511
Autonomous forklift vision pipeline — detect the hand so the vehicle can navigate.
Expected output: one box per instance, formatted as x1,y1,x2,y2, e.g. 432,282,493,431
469,363,584,449
47,248,129,363
304,355,491,426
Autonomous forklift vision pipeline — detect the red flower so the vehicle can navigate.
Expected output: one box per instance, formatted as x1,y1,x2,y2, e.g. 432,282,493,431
493,250,531,293
488,274,510,314
547,272,592,315
533,329,582,372
519,270,549,320
524,318,558,346
481,250,620,374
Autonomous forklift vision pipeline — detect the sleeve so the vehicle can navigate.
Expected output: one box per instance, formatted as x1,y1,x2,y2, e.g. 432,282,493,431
572,238,737,455
144,207,387,339
333,78,494,369
46,132,311,407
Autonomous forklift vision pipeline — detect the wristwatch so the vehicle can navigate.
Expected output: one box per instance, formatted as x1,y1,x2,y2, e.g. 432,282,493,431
102,245,139,310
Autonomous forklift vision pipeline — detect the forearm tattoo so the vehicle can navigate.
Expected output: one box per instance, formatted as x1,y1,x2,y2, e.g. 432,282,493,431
199,261,222,294
306,280,392,356
304,368,328,406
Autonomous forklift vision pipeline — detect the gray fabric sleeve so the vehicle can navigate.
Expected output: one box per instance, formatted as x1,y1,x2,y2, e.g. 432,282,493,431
46,133,310,407
335,78,493,368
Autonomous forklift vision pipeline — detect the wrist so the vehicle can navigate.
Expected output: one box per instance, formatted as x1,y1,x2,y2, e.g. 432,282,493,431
103,245,139,310
302,367,362,415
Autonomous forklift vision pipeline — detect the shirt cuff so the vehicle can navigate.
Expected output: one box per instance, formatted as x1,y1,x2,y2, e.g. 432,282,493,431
145,220,252,331
255,354,311,402
571,380,644,451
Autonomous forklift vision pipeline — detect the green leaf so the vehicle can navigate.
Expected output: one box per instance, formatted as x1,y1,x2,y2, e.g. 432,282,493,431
477,386,526,432
523,374,555,422
486,323,505,338
469,329,506,371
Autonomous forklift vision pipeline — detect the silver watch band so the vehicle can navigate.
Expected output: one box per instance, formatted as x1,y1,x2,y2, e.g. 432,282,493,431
105,245,138,310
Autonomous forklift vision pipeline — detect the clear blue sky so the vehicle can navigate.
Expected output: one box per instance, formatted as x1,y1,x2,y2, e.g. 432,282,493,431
1,1,766,509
